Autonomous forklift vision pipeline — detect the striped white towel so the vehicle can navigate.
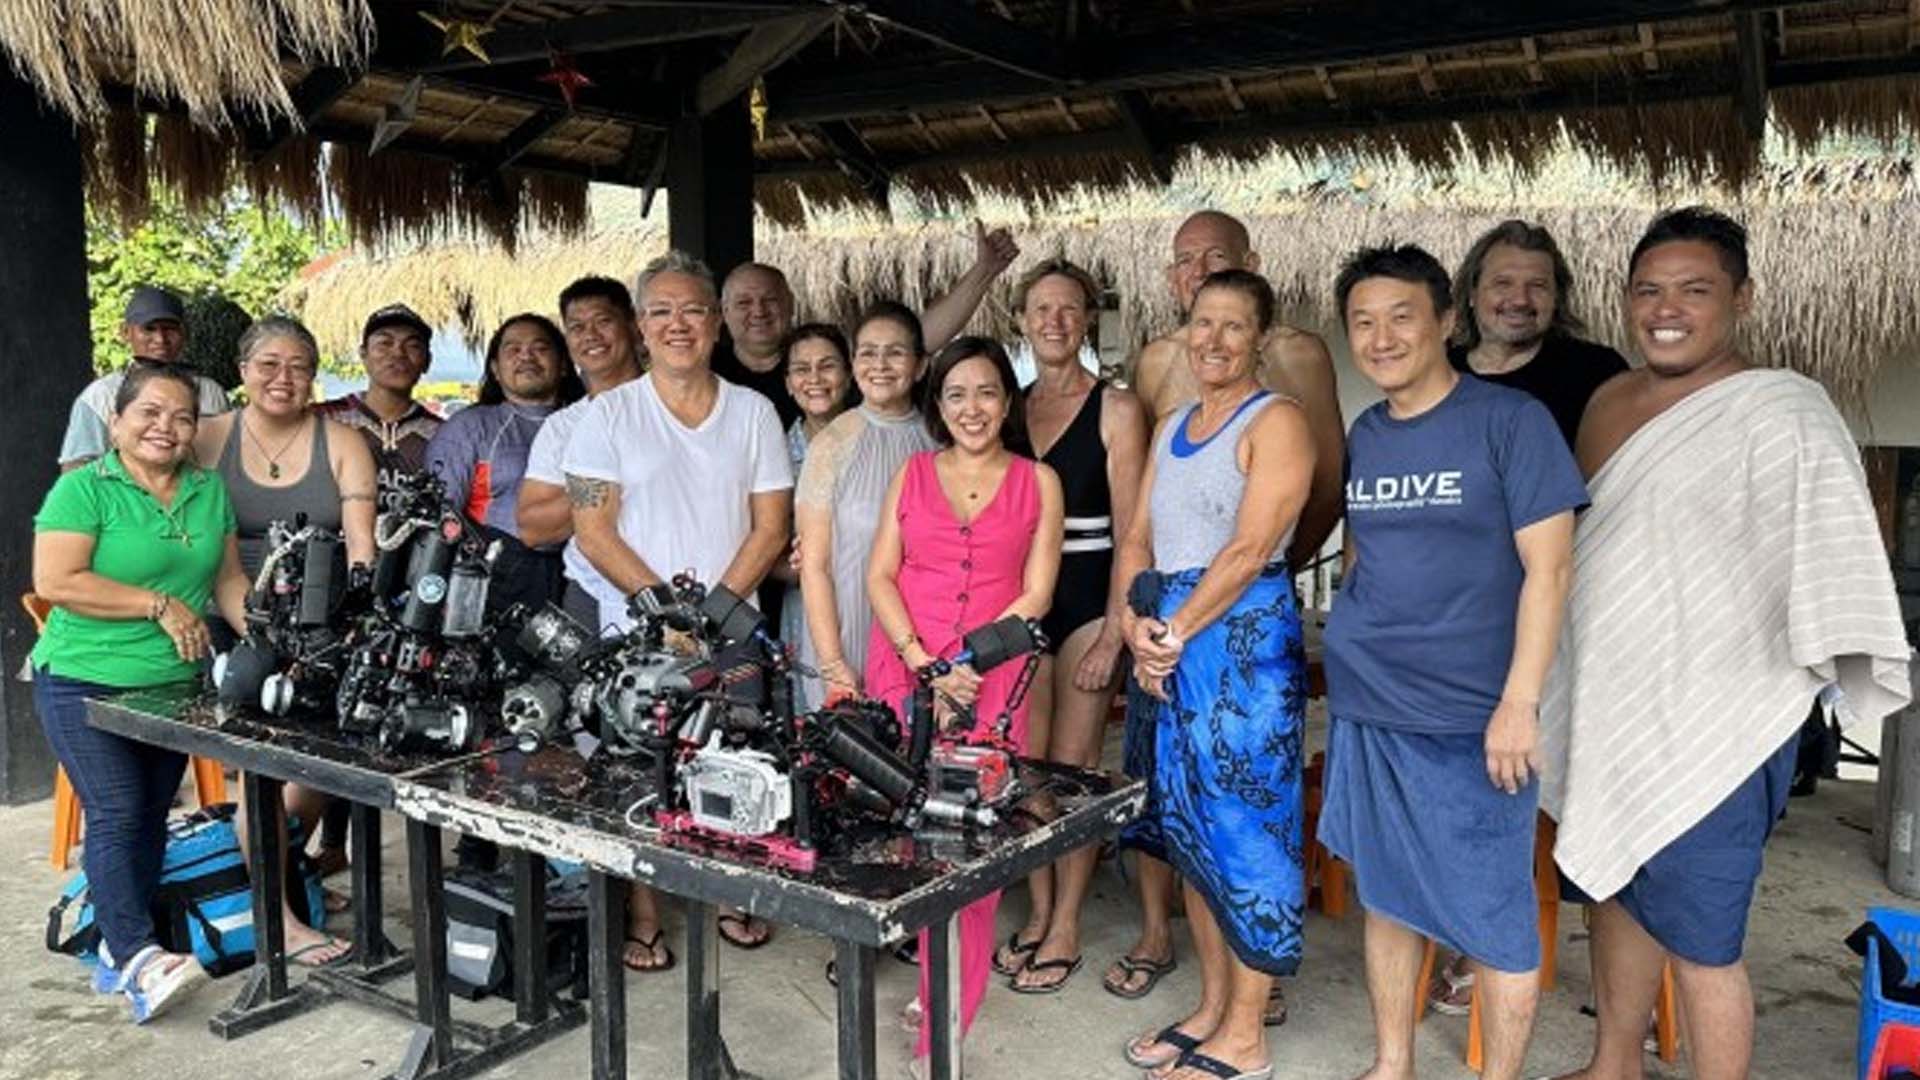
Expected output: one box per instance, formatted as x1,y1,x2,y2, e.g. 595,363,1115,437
1541,368,1910,900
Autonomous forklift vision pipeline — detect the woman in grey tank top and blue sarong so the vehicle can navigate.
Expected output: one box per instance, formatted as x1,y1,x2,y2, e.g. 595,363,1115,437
794,303,936,709
192,317,377,970
1115,271,1314,1080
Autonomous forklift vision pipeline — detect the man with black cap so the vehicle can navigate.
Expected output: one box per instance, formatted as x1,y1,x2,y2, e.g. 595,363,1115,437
317,303,443,500
58,285,229,471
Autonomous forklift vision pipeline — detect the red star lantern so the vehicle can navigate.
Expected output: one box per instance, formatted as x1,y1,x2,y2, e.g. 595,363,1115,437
537,49,594,109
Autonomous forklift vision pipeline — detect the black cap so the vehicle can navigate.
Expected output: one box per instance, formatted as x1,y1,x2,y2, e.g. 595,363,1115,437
123,286,185,327
361,303,432,346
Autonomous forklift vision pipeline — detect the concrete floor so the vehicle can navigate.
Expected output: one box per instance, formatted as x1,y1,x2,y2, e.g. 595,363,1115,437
0,726,1890,1080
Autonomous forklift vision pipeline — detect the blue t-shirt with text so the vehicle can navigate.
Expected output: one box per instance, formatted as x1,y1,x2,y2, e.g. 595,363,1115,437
1324,375,1587,735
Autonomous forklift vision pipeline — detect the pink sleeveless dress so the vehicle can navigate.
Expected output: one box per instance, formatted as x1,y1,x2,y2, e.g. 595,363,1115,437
863,449,1040,1055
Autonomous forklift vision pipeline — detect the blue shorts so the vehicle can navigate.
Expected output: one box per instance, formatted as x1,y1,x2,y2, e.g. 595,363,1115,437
1560,733,1797,966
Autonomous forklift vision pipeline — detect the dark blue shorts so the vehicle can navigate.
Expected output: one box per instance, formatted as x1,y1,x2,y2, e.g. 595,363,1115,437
1560,733,1797,966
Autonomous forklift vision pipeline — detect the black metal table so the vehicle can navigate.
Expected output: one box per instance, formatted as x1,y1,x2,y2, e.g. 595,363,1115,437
392,744,1145,1080
87,688,585,1080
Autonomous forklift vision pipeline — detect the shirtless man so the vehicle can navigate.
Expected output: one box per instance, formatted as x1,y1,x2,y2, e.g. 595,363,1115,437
1107,211,1345,1015
1130,211,1345,568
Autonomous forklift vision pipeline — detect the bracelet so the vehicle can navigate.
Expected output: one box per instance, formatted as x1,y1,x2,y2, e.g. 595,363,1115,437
892,630,920,656
148,593,170,622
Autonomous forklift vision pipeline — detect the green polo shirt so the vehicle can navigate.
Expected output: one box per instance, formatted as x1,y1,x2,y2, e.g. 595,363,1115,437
31,452,236,687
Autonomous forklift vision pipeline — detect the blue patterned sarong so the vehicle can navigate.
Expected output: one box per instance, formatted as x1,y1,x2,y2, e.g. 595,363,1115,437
1119,569,1168,859
1152,563,1307,975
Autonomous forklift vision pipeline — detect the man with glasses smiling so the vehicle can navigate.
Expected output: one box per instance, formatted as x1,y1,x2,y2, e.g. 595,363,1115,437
60,285,229,472
564,251,793,961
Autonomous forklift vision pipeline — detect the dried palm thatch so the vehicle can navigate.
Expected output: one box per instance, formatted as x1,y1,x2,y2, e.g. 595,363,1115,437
0,0,369,127
284,153,1920,410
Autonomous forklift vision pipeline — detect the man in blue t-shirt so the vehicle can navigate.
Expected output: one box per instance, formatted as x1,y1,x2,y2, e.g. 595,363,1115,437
1319,244,1586,1080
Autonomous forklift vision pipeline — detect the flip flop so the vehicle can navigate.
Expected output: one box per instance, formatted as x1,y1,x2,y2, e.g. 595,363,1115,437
1264,983,1288,1027
1170,1051,1273,1080
1009,954,1082,994
1104,953,1177,999
287,937,354,969
321,886,352,916
1123,1022,1202,1069
716,912,772,950
991,931,1042,976
623,930,676,972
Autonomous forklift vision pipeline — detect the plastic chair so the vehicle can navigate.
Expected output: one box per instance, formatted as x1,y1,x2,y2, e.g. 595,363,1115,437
25,593,230,870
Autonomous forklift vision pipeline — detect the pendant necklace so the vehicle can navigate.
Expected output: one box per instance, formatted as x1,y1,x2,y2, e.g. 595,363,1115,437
244,414,304,480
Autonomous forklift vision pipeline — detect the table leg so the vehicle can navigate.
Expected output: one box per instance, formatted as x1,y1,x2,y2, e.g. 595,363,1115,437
511,850,549,1024
833,940,877,1080
349,801,402,969
588,871,627,1080
394,819,453,1080
686,899,726,1080
926,919,962,1080
210,771,327,1038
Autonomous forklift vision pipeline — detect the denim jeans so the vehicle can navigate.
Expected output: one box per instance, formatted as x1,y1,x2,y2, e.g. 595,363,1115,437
35,667,187,967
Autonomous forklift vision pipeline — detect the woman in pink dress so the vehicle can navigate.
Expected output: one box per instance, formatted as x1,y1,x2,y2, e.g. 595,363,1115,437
866,336,1064,1068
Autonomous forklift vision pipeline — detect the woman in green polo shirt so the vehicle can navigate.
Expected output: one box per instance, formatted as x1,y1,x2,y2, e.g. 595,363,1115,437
32,363,248,1023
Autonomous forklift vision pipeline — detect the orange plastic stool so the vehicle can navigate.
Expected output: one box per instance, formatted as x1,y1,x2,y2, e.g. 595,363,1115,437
1302,751,1348,918
27,592,230,870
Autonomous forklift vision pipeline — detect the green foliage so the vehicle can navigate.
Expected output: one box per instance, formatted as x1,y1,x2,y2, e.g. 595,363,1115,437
85,196,346,377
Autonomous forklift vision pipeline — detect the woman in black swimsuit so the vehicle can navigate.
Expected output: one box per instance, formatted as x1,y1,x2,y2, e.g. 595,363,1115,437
993,260,1151,993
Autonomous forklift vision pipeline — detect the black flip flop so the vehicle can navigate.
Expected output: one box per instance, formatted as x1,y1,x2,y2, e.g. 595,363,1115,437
1122,1022,1202,1069
623,930,676,972
1104,953,1177,999
1263,983,1287,1027
716,912,771,950
1009,954,1082,994
991,931,1042,976
287,938,354,969
1172,1051,1273,1080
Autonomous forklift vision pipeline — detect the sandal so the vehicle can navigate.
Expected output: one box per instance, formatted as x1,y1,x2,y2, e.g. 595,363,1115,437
716,911,772,950
1169,1051,1272,1080
623,930,676,972
288,937,354,968
1123,1022,1203,1069
991,931,1042,976
99,944,208,1024
1264,982,1288,1027
1428,957,1474,1016
1103,952,1177,999
1009,954,1081,994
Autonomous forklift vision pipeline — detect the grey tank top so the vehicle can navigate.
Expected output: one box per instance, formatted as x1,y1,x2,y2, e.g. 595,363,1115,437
1149,391,1293,573
218,416,342,578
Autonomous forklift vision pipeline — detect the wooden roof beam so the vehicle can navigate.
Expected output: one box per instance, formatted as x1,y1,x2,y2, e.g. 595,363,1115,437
1520,38,1545,83
1113,89,1174,184
375,5,814,75
813,120,892,208
243,66,357,158
850,1,1070,82
482,107,569,174
1637,23,1660,71
695,11,836,115
1734,9,1775,141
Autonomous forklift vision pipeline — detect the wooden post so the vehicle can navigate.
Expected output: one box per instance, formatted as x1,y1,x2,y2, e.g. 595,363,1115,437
0,72,92,804
666,95,755,285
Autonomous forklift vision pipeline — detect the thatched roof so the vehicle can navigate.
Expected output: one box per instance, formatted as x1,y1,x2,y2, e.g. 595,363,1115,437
284,151,1920,410
8,1,1920,247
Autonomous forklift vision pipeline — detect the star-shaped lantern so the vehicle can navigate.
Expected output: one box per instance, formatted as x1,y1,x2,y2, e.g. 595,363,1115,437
419,11,493,64
536,48,594,109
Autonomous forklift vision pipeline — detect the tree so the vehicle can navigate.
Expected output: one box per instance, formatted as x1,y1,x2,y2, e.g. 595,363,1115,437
86,195,345,379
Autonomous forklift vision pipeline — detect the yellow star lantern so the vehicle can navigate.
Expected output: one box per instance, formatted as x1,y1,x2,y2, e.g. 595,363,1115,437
419,11,493,64
749,78,769,141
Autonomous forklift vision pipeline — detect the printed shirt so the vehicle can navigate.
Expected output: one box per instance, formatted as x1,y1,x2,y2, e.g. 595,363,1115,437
1323,375,1588,735
316,393,443,504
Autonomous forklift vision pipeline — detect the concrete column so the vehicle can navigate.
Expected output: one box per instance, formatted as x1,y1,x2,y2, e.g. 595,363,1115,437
0,72,93,803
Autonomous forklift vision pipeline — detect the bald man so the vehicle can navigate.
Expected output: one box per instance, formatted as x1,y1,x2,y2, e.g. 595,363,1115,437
1108,211,1343,1017
1130,211,1344,566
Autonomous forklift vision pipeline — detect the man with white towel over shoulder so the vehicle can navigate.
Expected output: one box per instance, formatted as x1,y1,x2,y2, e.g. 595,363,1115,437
1540,206,1911,1080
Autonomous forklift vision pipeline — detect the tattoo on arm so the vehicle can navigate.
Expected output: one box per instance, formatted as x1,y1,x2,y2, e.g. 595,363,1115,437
566,475,613,509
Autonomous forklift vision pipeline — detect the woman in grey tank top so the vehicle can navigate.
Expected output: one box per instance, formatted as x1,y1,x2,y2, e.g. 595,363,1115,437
190,317,377,970
1112,271,1316,1080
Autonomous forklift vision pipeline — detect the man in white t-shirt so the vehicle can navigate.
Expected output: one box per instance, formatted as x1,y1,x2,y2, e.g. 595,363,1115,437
562,251,794,956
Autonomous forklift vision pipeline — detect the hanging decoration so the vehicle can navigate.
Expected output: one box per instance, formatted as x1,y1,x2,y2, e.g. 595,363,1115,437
536,48,594,110
419,11,494,64
749,77,769,141
370,76,425,154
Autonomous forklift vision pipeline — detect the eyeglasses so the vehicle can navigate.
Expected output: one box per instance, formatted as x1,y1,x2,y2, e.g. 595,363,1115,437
248,358,316,382
642,303,715,322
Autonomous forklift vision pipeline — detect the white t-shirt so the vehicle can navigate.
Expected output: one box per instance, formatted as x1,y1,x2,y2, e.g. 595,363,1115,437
523,397,620,627
562,373,793,630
